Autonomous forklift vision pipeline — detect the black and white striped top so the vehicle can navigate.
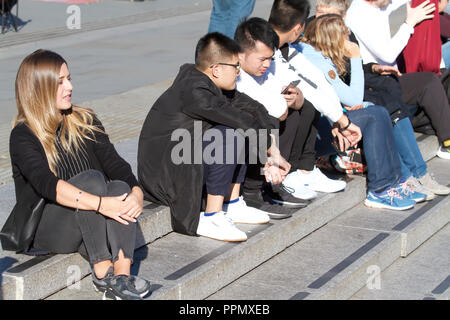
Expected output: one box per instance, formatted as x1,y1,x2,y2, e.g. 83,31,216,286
54,125,93,181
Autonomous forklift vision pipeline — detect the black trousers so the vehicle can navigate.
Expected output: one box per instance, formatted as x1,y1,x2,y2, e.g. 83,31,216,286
203,125,247,197
399,71,450,143
243,99,319,193
33,170,137,265
285,99,320,172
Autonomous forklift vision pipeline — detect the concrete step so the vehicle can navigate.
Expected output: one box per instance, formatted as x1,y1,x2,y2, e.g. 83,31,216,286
47,173,366,300
0,130,444,300
208,156,450,300
351,223,450,300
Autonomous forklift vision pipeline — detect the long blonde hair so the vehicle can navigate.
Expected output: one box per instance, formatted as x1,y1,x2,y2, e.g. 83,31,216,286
303,14,349,76
14,49,102,174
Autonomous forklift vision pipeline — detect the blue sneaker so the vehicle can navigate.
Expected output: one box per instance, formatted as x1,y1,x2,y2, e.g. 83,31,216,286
364,186,415,211
396,179,427,203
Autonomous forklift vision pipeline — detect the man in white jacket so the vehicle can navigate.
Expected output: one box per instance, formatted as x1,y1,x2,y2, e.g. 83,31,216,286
235,15,354,205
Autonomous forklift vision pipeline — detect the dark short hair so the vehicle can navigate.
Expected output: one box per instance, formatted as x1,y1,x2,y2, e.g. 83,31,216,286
195,32,242,70
234,17,279,52
269,0,311,32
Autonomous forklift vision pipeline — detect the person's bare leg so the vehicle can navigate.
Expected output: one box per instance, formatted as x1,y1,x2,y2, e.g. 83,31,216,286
225,183,241,202
113,249,131,276
205,194,224,213
93,260,113,279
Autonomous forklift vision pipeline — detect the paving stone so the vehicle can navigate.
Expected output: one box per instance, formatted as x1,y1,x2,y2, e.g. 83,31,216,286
351,223,450,300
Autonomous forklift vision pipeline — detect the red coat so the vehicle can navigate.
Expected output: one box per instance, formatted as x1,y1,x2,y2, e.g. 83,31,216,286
401,0,442,74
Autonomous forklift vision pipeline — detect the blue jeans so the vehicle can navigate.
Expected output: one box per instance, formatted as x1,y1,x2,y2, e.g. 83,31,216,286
346,106,402,192
208,0,256,39
393,117,427,180
316,106,402,191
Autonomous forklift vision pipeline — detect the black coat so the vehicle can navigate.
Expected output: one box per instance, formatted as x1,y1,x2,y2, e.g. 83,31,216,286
3,116,139,252
138,64,277,236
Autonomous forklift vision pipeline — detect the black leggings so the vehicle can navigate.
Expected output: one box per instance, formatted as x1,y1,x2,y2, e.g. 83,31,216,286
33,170,136,265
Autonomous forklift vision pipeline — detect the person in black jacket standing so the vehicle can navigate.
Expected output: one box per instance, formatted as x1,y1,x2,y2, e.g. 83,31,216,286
9,49,150,300
138,33,291,242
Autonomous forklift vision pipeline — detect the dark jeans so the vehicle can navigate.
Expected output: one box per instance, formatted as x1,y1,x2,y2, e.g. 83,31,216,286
203,125,247,197
399,71,450,143
316,106,403,192
346,106,402,191
33,170,136,265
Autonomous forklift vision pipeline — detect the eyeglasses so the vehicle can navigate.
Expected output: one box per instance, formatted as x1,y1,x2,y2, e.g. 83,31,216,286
210,61,241,72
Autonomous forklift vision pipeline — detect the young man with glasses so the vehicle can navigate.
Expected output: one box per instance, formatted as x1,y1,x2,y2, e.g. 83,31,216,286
138,32,291,242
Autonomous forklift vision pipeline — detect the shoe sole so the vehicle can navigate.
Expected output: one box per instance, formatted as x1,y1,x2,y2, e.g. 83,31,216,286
266,212,292,220
411,196,427,203
198,234,248,242
436,151,450,160
269,198,309,208
231,220,270,225
102,288,148,300
95,283,150,299
308,187,346,193
364,199,414,211
430,190,450,196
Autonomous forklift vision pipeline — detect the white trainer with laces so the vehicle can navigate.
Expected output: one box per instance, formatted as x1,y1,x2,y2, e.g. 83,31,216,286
196,211,247,242
417,172,450,195
405,176,436,201
282,171,318,200
294,166,346,193
222,197,270,224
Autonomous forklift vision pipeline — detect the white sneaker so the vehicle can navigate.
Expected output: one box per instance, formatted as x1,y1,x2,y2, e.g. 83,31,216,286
196,211,247,242
294,166,346,193
223,197,270,224
282,171,318,200
436,145,450,160
404,176,436,201
416,172,450,195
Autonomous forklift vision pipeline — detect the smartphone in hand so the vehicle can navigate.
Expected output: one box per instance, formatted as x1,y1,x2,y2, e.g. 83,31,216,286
281,79,300,94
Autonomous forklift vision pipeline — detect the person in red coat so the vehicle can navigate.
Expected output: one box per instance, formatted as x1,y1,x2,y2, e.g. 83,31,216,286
401,0,443,74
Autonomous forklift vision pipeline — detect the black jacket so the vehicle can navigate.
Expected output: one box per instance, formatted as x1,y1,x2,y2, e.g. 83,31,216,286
10,116,139,206
137,64,277,236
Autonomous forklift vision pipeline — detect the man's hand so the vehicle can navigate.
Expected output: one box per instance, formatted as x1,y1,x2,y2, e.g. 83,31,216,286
406,0,436,27
282,87,304,110
372,64,402,76
263,155,291,184
266,138,291,184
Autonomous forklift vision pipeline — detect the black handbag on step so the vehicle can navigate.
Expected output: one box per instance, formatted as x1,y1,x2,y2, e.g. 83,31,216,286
0,187,45,253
